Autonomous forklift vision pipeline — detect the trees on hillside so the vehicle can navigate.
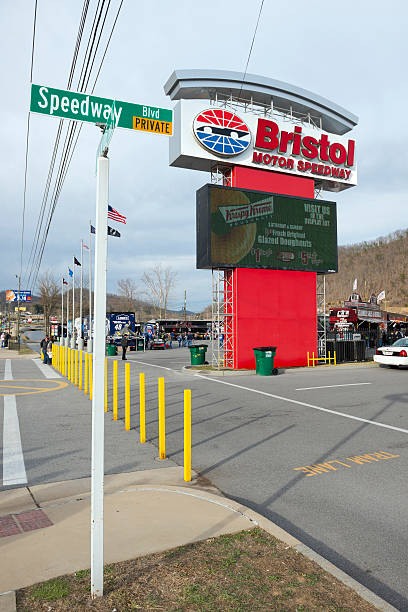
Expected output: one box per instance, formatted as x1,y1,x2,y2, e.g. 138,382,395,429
141,264,177,318
117,278,138,311
37,271,59,333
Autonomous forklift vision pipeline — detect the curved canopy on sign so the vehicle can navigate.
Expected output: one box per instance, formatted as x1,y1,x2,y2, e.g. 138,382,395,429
164,69,358,135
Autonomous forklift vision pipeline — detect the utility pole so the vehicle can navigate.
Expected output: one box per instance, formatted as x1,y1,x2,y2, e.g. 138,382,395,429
15,275,21,346
184,290,186,321
78,240,84,350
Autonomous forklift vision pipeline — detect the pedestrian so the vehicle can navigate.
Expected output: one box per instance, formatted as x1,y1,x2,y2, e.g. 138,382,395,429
187,332,193,347
47,337,53,365
0,332,5,348
177,334,182,348
121,334,128,360
40,335,49,363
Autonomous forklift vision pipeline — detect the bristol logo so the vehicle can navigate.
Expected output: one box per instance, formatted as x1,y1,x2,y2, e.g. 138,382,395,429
193,108,251,156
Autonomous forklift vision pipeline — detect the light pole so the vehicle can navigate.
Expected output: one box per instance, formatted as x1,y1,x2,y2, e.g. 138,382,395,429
15,274,21,346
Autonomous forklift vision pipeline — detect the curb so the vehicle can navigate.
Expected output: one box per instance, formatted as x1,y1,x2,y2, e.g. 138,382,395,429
0,590,16,612
123,484,398,612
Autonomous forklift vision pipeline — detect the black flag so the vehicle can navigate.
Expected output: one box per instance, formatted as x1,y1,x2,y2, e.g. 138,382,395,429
74,257,81,266
90,224,120,238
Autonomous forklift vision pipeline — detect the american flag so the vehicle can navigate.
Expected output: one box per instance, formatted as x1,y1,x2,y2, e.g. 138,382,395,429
108,205,126,224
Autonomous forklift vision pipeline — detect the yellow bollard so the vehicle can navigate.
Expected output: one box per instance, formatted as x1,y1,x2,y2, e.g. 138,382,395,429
307,351,310,367
125,363,130,430
334,351,337,366
84,352,88,395
63,347,66,377
312,351,315,367
184,389,191,482
113,360,118,420
139,373,146,443
68,348,71,379
89,356,93,401
104,358,108,412
328,351,331,365
158,377,165,459
71,349,74,383
74,350,78,386
79,351,83,390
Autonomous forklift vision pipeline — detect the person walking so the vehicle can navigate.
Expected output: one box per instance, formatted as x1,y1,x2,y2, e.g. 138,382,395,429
47,337,53,365
121,334,128,360
1,332,5,348
40,335,49,363
177,334,182,348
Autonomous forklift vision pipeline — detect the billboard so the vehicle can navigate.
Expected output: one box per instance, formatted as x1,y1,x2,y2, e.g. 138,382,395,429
170,101,357,192
196,184,337,273
6,290,32,302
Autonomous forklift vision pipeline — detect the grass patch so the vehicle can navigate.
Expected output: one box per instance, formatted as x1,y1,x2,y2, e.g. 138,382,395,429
17,528,379,611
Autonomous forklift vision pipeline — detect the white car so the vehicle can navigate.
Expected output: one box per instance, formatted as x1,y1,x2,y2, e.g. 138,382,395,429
374,338,408,368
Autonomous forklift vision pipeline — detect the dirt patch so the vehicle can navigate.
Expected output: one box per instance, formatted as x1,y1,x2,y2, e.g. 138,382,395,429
17,528,379,611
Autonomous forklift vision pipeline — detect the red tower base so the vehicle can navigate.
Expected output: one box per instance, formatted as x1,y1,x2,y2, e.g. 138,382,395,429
232,268,317,368
226,166,317,369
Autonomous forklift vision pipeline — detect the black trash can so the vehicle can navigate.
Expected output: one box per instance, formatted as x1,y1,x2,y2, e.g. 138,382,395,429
253,346,278,375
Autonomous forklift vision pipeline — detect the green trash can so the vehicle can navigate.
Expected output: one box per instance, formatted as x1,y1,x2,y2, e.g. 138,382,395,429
106,344,117,356
137,338,145,351
189,344,208,366
253,346,278,376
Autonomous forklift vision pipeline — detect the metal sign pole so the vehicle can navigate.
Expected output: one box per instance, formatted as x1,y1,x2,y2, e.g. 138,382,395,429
88,220,93,353
79,240,84,350
91,155,109,598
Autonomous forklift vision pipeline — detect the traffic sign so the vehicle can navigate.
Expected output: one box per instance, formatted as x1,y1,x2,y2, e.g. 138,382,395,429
30,84,173,135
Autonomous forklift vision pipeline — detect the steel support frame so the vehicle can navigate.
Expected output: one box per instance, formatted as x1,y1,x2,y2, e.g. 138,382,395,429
211,269,234,369
317,273,326,357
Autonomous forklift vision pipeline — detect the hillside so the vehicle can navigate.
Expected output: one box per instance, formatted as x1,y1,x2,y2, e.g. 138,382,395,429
326,229,408,311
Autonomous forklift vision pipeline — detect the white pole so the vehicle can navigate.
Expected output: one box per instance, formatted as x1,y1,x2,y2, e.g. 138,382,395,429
71,260,75,348
91,155,108,598
66,268,70,347
61,278,64,345
88,221,93,353
78,240,84,350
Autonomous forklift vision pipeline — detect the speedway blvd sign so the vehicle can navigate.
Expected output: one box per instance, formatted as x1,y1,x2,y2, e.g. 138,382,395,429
30,84,173,135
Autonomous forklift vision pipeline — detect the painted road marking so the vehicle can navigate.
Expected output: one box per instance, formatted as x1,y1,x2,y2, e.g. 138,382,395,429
4,360,12,381
294,450,400,477
195,375,408,435
32,358,60,378
295,383,372,391
2,395,27,486
0,379,68,396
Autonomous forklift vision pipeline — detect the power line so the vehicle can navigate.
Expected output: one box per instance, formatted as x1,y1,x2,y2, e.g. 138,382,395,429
29,0,124,290
237,0,264,102
19,0,38,281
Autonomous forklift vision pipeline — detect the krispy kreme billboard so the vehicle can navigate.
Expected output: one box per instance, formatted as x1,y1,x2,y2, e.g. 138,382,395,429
170,101,357,192
196,184,337,273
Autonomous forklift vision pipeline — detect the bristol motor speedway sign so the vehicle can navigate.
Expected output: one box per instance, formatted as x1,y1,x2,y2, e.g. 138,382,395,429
170,101,357,192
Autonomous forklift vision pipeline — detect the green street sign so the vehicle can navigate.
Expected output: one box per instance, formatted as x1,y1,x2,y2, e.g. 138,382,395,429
30,84,173,135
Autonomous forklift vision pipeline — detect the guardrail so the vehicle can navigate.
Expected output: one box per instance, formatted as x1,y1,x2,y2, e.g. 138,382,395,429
51,344,192,481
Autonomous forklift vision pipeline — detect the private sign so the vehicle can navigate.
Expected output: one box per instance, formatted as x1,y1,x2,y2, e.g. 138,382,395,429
30,84,173,135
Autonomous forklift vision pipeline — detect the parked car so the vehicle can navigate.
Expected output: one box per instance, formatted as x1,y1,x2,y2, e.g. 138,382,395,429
374,338,408,368
151,338,165,350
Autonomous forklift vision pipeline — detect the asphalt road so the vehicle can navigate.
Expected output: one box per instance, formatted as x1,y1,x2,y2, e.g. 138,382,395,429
1,342,408,609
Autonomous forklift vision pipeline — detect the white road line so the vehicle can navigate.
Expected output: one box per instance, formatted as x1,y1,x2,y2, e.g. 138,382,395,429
107,356,175,372
4,359,12,380
295,383,372,391
194,374,408,435
2,395,27,486
32,358,60,378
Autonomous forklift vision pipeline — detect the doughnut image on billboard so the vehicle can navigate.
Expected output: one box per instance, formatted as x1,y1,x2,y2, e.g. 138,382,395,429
196,184,337,273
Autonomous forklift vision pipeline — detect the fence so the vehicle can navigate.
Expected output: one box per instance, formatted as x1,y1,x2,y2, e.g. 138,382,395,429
307,351,337,367
51,344,192,481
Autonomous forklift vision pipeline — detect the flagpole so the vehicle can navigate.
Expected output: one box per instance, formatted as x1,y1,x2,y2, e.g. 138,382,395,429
67,267,70,347
72,259,75,348
61,278,64,346
88,220,93,353
79,241,84,350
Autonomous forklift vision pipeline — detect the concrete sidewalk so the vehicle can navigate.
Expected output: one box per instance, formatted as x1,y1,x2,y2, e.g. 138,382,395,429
0,466,397,612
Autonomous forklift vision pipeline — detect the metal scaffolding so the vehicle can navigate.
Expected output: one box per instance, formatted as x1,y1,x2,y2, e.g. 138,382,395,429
317,274,327,357
211,269,234,369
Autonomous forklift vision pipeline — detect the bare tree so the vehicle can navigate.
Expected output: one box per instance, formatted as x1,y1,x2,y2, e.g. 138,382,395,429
141,264,177,318
117,278,138,311
37,271,60,334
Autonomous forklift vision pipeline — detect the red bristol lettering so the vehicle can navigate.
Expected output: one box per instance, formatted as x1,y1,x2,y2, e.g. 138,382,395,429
255,119,355,167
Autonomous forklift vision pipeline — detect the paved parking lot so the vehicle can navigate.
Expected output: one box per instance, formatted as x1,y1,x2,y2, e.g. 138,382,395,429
1,345,408,609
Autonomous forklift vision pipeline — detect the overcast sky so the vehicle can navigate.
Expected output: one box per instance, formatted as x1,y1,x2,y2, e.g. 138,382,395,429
1,0,407,311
